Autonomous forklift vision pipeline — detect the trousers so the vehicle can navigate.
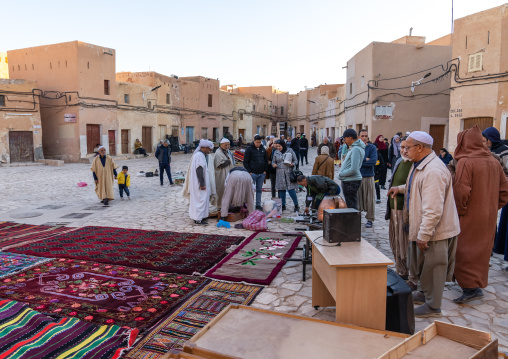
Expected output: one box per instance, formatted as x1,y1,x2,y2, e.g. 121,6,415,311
341,180,361,210
159,163,173,185
358,176,375,222
119,184,130,198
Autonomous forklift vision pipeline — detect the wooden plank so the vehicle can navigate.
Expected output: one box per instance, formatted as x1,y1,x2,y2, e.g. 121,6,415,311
312,248,337,300
422,322,438,344
335,265,387,330
470,339,498,359
378,332,422,359
305,231,393,267
434,321,492,349
312,264,336,308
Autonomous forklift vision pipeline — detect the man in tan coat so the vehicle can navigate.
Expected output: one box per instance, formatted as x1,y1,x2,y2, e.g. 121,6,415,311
91,146,118,206
388,131,460,318
214,138,235,206
312,146,334,179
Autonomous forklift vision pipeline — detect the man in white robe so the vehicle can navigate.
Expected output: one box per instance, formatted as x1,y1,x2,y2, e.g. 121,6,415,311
183,139,214,225
214,138,235,207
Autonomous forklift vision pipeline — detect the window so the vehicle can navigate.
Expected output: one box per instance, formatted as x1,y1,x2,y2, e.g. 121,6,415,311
465,36,468,49
350,83,353,94
124,94,130,104
281,106,284,116
166,93,170,104
147,101,152,109
468,53,483,73
104,80,110,95
0,95,5,107
374,106,393,119
253,105,256,112
240,113,244,121
87,62,90,69
202,128,208,139
208,94,213,107
361,76,365,88
488,31,490,45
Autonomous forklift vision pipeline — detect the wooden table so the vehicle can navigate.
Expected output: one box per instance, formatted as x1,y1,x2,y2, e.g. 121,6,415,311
306,230,393,331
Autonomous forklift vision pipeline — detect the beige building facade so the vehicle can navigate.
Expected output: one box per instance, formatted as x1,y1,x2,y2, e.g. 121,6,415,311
346,36,452,152
448,4,508,151
0,79,43,163
8,41,117,162
0,52,8,79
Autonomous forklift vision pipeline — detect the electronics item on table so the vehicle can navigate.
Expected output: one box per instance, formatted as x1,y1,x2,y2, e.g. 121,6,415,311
323,209,361,244
386,268,415,334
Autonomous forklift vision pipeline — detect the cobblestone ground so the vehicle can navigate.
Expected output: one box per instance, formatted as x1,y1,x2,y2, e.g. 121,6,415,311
1,148,507,351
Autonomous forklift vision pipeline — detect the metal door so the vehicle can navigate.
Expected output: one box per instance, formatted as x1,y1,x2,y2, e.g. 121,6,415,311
142,127,153,153
121,130,129,154
186,127,194,145
9,131,34,163
86,124,101,154
108,130,116,156
429,125,445,155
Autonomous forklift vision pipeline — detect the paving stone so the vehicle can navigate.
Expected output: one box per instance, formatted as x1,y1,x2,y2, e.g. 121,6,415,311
281,267,299,275
278,289,295,298
255,292,278,305
281,283,303,292
272,305,298,313
285,295,308,308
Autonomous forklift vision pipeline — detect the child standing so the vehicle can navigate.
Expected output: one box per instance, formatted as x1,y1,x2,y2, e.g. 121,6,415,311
117,165,131,199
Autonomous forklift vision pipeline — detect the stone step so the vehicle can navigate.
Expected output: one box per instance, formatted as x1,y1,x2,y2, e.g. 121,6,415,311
0,162,47,167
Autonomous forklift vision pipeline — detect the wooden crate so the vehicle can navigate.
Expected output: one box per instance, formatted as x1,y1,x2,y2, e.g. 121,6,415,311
182,305,408,359
379,320,498,359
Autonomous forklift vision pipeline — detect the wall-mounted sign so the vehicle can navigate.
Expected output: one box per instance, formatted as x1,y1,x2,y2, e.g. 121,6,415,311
450,109,462,118
64,113,77,123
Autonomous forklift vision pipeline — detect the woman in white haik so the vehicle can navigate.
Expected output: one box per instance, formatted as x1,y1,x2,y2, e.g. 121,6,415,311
182,139,215,225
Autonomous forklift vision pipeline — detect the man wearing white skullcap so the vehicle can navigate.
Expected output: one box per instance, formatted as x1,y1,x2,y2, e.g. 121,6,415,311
214,138,235,205
388,131,460,318
183,139,215,225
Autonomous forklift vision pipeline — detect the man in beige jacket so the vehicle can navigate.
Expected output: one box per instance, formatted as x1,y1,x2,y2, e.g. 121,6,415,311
388,131,460,318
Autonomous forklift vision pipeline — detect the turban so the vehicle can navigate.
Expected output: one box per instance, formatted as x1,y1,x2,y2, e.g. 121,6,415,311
98,146,106,150
408,131,433,146
220,138,230,144
321,146,330,155
194,139,214,153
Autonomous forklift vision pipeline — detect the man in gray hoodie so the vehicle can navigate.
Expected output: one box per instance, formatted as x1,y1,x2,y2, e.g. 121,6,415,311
338,129,365,210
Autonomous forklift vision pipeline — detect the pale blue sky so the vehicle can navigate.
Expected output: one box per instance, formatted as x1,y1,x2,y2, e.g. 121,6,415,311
1,0,504,93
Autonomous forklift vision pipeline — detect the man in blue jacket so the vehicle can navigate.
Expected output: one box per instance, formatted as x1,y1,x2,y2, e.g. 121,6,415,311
155,139,174,186
243,135,268,210
338,129,365,210
357,129,378,228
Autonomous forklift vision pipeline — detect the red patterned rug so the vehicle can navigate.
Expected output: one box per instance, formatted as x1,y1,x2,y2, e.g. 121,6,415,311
0,221,75,250
10,226,244,275
0,259,209,332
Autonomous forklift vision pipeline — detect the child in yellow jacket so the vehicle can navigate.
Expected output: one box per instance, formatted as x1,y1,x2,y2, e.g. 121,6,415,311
117,165,131,199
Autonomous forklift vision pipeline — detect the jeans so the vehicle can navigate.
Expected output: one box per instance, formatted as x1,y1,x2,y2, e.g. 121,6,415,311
269,172,277,198
278,189,298,207
300,149,308,165
251,173,266,206
119,184,130,198
159,163,173,185
341,180,361,210
375,181,380,200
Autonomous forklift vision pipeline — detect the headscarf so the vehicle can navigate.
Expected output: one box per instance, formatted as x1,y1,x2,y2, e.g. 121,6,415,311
320,146,330,155
392,135,401,157
220,138,230,144
275,139,287,153
482,127,501,146
375,135,388,150
455,126,491,160
194,139,214,154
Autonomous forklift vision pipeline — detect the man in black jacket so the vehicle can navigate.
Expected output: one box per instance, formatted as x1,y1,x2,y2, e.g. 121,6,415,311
243,135,268,210
155,140,174,186
290,133,301,170
297,175,340,214
299,134,309,166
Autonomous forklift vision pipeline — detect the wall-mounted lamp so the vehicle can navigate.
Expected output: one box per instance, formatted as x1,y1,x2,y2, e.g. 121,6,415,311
411,73,431,93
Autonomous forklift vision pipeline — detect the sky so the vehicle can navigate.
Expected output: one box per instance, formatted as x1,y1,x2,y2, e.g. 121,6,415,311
0,0,504,93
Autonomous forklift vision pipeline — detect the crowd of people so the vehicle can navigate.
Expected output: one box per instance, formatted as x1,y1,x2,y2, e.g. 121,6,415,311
91,126,508,321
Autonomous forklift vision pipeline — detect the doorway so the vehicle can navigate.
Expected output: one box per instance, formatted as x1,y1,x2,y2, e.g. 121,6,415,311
86,124,101,154
463,117,493,132
9,131,34,163
239,129,245,140
429,125,445,154
213,127,219,142
142,127,153,153
108,130,116,156
159,125,167,141
186,127,194,146
121,130,129,154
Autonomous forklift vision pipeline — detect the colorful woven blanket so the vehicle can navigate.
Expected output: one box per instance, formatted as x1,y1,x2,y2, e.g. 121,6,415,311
0,222,74,250
0,252,54,278
0,299,138,359
10,226,244,275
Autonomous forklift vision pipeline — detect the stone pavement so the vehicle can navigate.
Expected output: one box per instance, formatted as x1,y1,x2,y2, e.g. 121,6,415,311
0,148,507,352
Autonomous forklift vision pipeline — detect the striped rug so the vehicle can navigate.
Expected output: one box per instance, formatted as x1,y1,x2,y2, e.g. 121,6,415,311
0,299,138,359
0,222,75,250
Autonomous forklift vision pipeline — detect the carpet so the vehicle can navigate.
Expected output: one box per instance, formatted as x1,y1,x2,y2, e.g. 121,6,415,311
205,231,302,285
10,226,244,275
125,280,263,358
0,252,54,278
0,299,138,359
0,259,209,331
0,221,75,250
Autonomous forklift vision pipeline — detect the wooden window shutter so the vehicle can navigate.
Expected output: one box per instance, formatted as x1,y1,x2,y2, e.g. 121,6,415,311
468,54,476,72
475,53,482,71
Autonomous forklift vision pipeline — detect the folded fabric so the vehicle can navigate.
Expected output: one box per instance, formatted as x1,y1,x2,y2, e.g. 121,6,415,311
217,220,231,229
242,210,267,231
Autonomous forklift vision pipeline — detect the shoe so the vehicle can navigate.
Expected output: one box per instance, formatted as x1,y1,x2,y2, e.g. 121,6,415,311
194,220,207,225
100,199,105,203
144,154,149,157
128,196,131,200
414,303,442,318
255,205,263,211
453,288,484,304
103,199,109,206
412,291,425,305
120,197,124,200
160,183,164,186
376,199,381,204
365,221,373,228
380,185,386,190
406,281,418,292
282,205,287,211
170,183,175,186
294,205,300,212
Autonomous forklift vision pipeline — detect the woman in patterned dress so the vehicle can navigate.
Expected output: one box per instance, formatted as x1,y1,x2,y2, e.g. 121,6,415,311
272,139,299,212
